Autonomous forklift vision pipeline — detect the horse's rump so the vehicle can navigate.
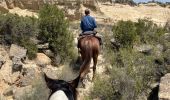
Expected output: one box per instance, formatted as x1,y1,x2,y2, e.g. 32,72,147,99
78,35,100,81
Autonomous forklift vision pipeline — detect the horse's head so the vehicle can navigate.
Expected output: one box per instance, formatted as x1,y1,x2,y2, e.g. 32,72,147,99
44,73,80,100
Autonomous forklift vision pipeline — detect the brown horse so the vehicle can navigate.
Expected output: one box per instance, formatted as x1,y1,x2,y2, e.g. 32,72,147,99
78,35,100,82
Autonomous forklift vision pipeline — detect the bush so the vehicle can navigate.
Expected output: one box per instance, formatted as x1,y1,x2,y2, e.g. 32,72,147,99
90,76,117,100
112,19,166,48
135,19,166,44
0,13,38,59
90,48,157,100
113,20,137,48
39,5,75,63
95,19,168,100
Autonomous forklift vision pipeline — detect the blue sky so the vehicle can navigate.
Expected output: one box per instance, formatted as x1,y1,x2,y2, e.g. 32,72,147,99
133,0,170,3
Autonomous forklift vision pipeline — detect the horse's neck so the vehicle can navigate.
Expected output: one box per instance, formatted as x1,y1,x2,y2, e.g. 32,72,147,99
49,90,68,100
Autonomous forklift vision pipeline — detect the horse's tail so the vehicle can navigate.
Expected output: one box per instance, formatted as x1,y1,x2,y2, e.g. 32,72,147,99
79,40,92,79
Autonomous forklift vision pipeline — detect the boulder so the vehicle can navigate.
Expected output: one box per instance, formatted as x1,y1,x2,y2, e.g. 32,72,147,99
12,57,23,72
9,44,27,60
134,44,153,55
35,53,51,67
159,73,170,100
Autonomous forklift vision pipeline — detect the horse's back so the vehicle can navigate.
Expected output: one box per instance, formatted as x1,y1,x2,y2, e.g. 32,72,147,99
80,36,100,54
81,36,99,46
90,36,100,51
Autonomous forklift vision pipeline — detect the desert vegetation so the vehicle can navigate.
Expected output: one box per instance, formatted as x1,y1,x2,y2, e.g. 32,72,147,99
38,5,75,63
87,19,170,100
0,13,38,59
0,4,75,62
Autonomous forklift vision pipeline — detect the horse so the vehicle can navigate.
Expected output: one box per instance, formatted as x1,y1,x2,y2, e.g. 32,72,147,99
44,73,80,100
78,34,100,82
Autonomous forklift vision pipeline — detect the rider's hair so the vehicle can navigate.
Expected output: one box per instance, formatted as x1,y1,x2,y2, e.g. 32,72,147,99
85,9,90,15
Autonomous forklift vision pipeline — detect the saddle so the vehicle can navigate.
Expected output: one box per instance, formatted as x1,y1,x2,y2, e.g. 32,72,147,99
77,31,102,48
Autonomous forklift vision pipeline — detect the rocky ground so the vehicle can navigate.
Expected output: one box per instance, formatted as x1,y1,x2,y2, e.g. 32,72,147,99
0,43,108,100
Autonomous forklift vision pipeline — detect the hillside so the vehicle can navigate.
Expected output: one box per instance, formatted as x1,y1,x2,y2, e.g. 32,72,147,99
1,2,170,26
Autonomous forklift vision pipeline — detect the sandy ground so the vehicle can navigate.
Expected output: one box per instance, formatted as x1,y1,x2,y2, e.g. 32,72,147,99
9,7,38,18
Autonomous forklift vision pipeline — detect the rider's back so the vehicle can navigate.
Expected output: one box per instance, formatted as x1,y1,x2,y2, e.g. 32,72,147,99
80,15,97,33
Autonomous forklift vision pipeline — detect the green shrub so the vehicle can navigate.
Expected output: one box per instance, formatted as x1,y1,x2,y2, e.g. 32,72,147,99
90,76,118,100
39,5,75,63
112,19,166,47
96,19,168,100
20,38,38,59
113,20,137,48
0,13,38,59
135,19,166,44
90,48,157,99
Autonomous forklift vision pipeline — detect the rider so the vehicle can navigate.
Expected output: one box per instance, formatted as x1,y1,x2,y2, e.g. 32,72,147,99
78,9,102,46
80,9,97,35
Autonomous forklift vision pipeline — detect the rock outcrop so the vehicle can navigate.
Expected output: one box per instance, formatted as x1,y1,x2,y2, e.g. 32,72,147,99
9,44,27,60
35,53,51,67
159,73,170,100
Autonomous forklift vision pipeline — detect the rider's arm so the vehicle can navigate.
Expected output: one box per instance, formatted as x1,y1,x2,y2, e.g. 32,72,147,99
80,20,84,31
92,17,97,29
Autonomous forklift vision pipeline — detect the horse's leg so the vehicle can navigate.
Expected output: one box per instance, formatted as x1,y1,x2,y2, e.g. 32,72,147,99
80,67,90,88
92,52,98,81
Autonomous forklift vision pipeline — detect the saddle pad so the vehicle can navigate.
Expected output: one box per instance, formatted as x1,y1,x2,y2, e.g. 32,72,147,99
83,31,95,35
